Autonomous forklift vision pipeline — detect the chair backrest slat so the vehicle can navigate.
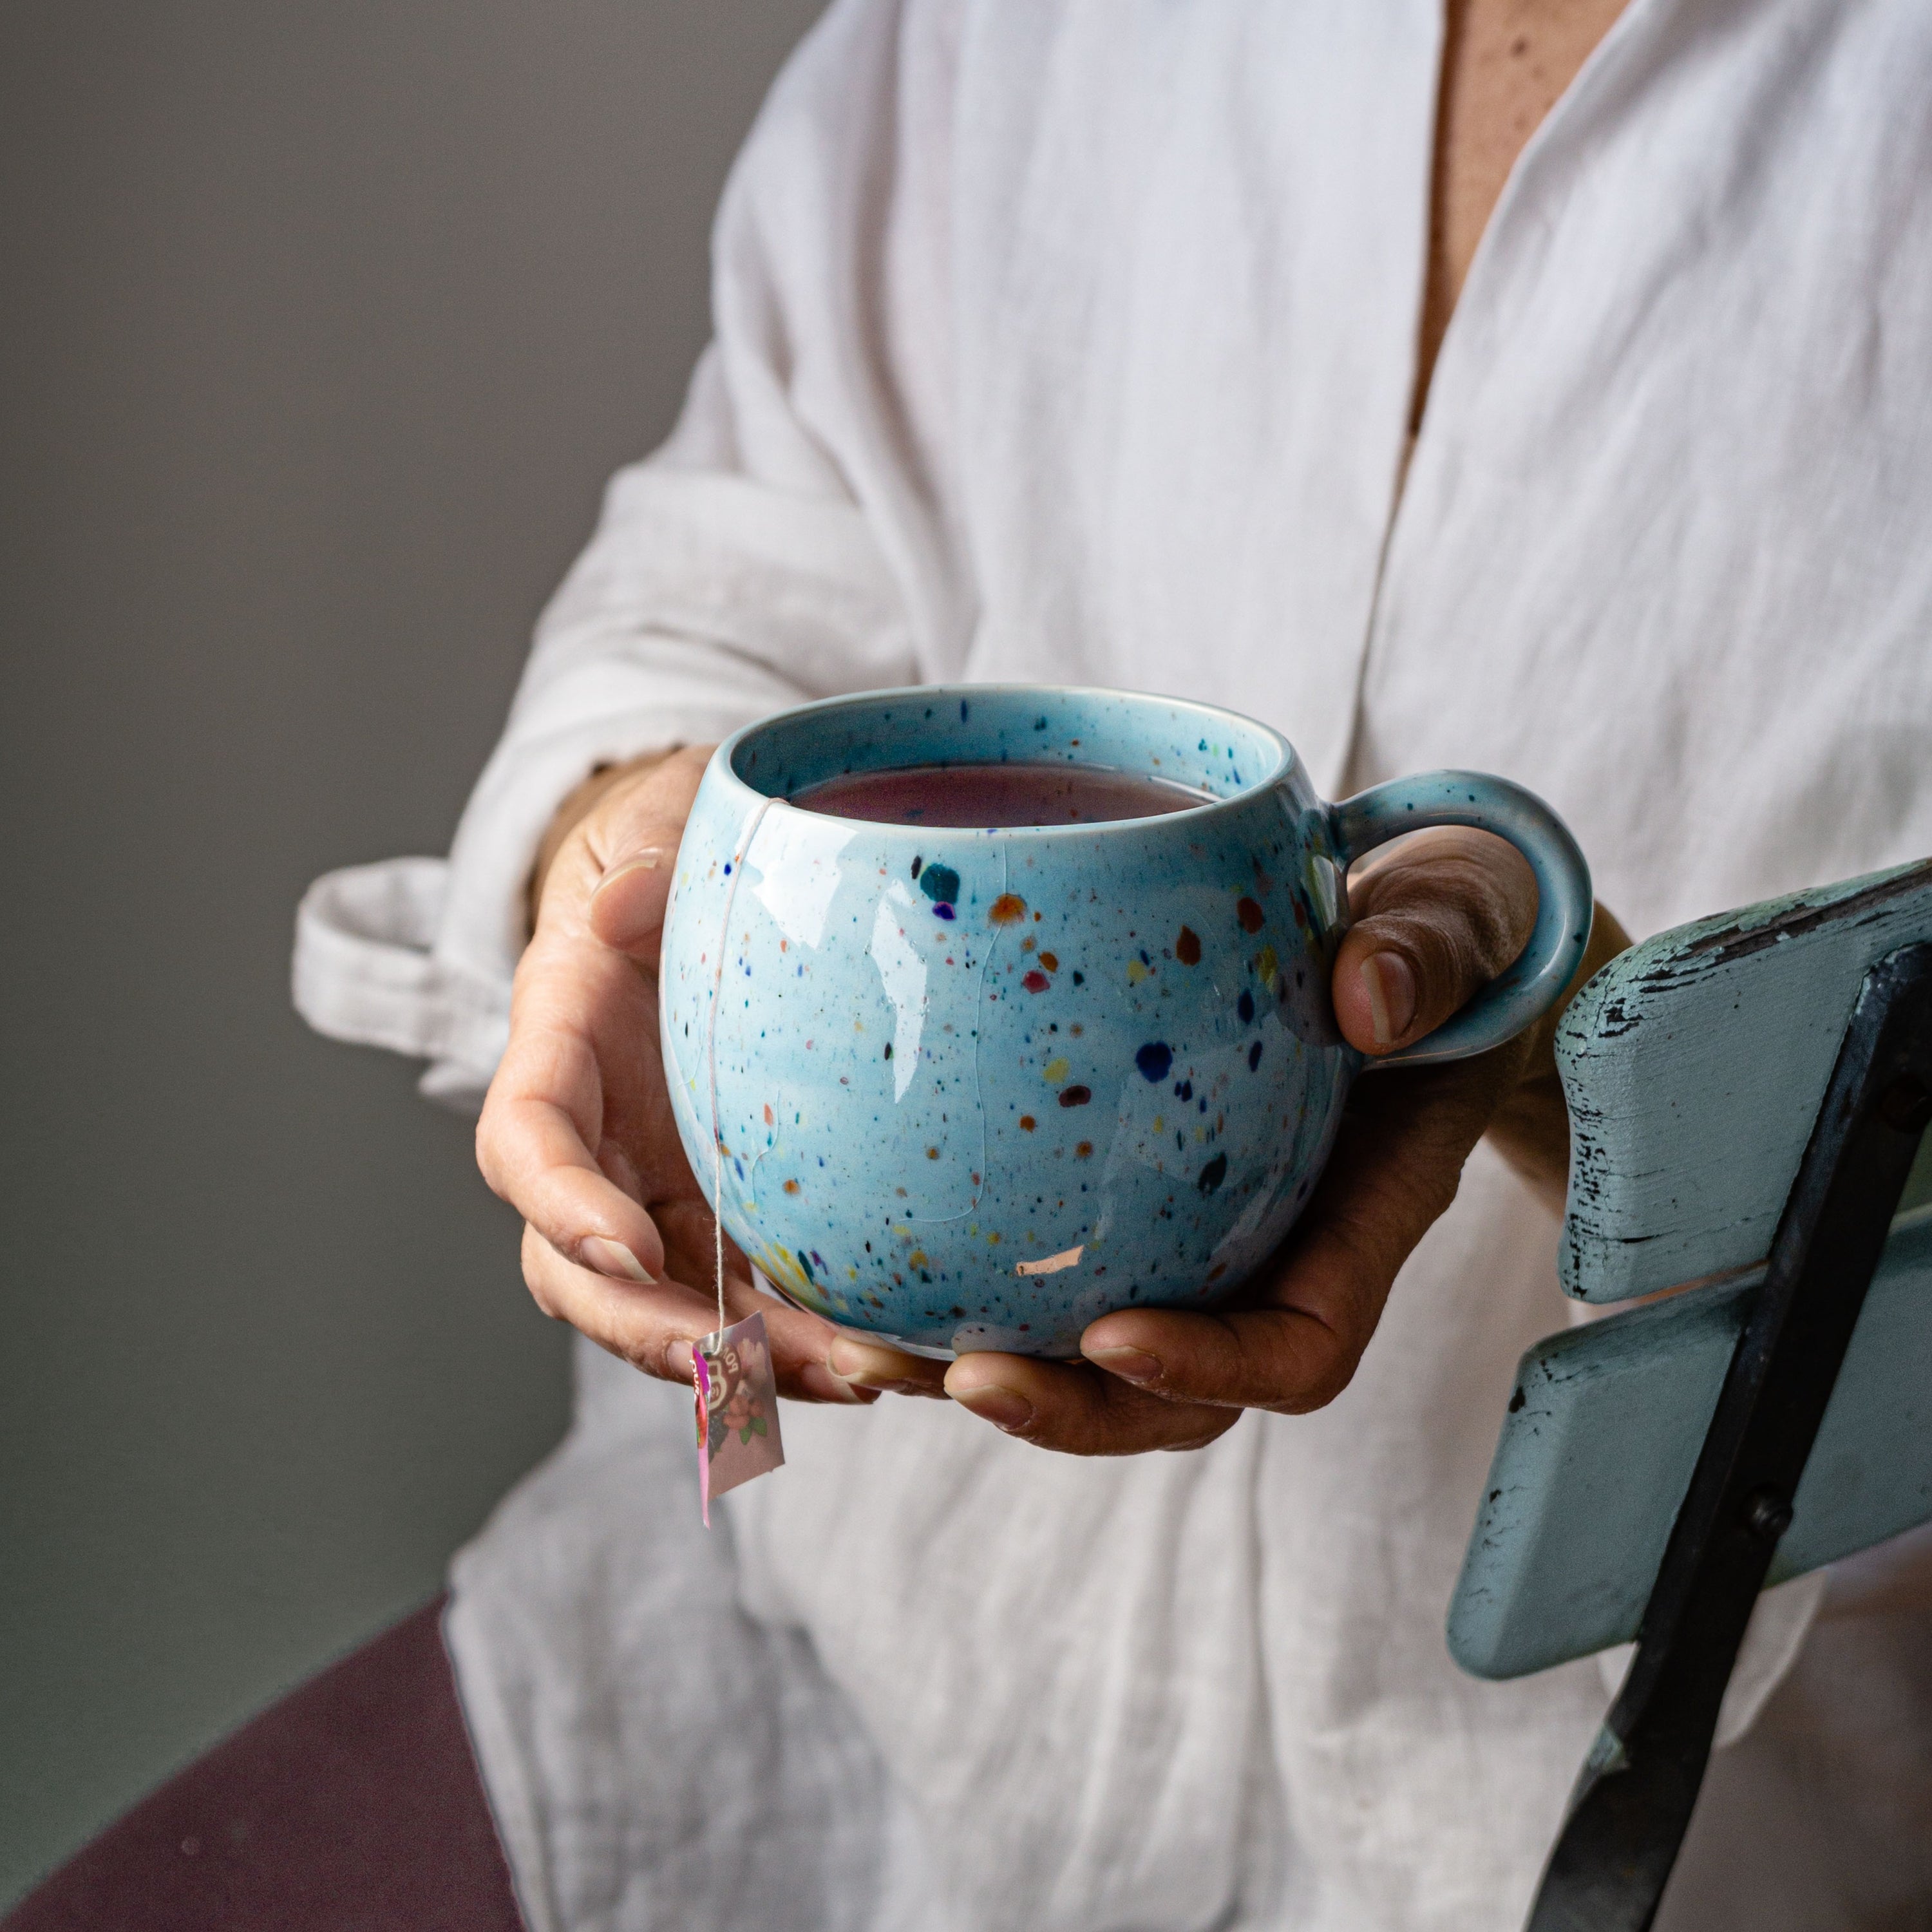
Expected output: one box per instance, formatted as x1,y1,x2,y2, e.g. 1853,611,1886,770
1450,1214,1932,1680
1557,858,1932,1304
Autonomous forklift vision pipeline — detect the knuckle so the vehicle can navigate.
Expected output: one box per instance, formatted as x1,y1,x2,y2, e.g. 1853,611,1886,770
1160,1414,1238,1452
1299,1345,1360,1411
520,1256,560,1319
1266,1352,1354,1416
609,1311,683,1382
1245,1306,1361,1416
1354,849,1531,996
519,1224,549,1276
612,1332,658,1376
475,1119,511,1198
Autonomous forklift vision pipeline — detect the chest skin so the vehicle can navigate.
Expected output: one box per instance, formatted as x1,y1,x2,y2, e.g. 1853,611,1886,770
1419,0,1632,423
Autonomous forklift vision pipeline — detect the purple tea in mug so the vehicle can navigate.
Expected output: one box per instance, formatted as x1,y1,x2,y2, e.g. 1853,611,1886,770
791,761,1205,827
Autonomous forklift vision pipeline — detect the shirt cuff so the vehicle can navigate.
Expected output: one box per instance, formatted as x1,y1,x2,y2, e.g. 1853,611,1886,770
294,685,782,1111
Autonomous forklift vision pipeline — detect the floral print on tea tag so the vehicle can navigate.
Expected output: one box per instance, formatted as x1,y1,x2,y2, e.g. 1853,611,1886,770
692,1310,784,1525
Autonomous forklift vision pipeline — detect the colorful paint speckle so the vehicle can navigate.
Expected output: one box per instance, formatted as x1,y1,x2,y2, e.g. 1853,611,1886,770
1136,1041,1173,1082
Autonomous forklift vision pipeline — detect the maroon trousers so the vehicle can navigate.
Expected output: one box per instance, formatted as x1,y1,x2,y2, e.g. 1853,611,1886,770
5,1598,524,1931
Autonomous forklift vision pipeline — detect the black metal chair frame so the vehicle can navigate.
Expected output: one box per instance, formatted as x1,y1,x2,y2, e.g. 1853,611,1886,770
1526,943,1932,1930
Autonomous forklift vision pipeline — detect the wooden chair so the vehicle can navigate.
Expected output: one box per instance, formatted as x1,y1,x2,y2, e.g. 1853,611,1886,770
1447,858,1932,1931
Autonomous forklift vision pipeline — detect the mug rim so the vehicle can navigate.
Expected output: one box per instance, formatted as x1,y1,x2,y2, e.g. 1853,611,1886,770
714,682,1298,839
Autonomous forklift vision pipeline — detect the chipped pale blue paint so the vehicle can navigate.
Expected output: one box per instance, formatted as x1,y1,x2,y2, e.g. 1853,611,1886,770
1557,858,1932,1303
1451,861,1932,1681
1449,1214,1932,1680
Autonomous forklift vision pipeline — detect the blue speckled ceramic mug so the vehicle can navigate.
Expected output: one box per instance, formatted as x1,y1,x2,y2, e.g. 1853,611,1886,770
659,687,1590,1358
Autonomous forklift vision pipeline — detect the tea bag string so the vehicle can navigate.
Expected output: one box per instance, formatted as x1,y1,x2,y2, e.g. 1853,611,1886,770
704,797,773,1336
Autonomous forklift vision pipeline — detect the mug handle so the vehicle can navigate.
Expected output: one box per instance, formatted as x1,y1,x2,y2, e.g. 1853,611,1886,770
1329,771,1593,1068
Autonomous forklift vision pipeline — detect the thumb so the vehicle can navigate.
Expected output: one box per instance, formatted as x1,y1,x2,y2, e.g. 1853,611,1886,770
574,747,710,956
1330,828,1539,1056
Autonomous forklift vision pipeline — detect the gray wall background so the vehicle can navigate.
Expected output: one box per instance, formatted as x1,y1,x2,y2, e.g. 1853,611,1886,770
0,0,822,1903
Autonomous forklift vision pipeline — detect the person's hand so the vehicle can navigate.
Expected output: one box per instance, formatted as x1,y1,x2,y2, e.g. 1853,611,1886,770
476,748,946,1404
829,828,1631,1452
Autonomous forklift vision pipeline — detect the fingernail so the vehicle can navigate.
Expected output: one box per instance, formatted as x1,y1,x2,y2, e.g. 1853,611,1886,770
950,1383,1035,1433
580,1235,654,1283
591,851,667,897
798,1363,872,1403
1361,951,1417,1048
664,1340,694,1381
1087,1346,1162,1385
828,1337,925,1388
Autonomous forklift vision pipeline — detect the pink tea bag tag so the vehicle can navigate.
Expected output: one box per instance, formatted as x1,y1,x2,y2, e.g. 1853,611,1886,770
692,1310,785,1526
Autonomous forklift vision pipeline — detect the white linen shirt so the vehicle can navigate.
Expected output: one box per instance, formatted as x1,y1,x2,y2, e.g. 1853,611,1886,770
294,1,1932,1926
